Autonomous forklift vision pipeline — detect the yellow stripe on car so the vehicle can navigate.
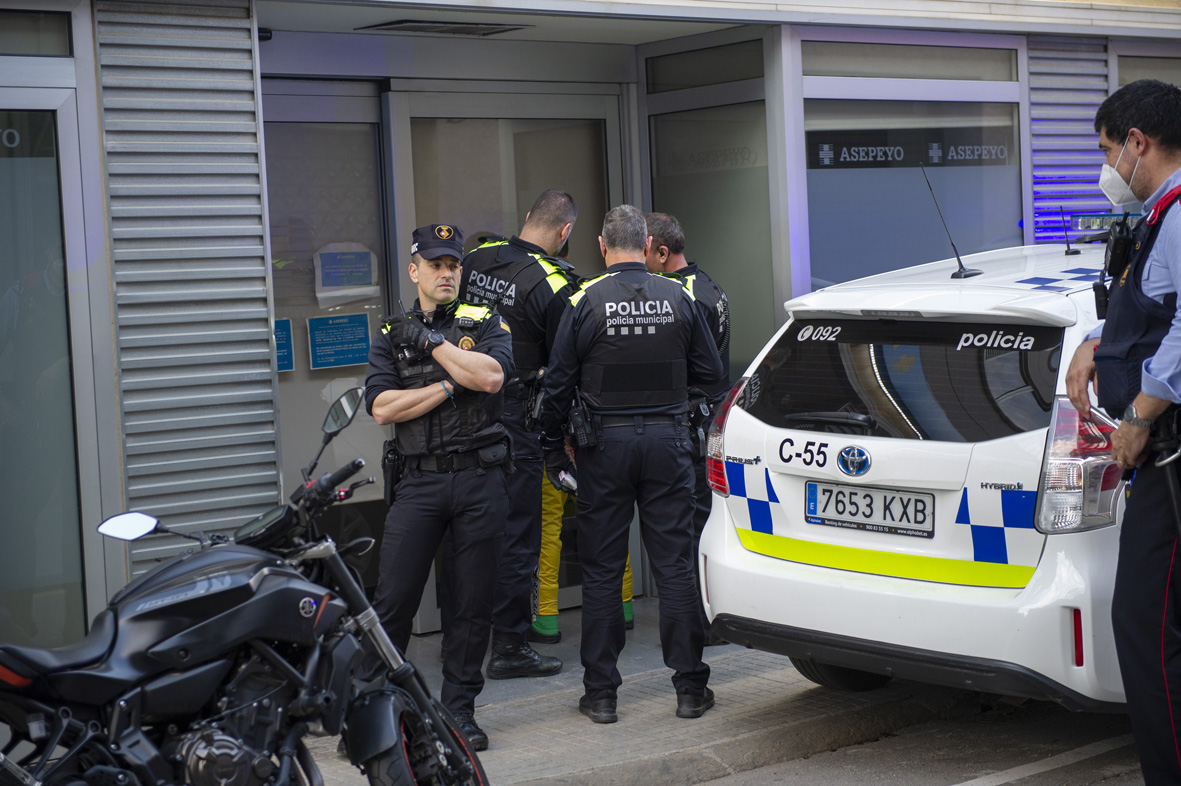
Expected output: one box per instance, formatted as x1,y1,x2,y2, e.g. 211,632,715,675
736,528,1035,589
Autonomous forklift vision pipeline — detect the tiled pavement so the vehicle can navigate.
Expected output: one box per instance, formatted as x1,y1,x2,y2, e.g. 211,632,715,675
308,598,962,786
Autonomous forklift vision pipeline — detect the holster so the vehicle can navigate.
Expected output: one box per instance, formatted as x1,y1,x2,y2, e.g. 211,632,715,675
381,439,404,506
687,396,711,459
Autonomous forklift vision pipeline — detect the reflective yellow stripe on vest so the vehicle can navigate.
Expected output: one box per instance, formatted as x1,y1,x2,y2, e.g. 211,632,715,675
454,303,492,322
568,271,615,307
735,528,1036,589
534,255,569,295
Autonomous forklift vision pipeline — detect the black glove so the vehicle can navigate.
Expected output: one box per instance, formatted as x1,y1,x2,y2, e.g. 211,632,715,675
385,316,432,352
542,434,577,494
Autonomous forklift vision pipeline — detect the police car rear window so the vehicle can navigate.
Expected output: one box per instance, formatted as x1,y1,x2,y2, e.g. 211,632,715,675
740,319,1063,442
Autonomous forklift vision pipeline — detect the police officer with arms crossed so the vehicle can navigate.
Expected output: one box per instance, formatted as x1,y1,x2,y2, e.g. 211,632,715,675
643,212,731,639
364,224,514,752
540,204,723,724
458,190,578,679
1065,79,1181,785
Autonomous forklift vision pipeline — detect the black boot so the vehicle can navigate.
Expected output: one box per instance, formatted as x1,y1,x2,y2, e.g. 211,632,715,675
486,639,563,679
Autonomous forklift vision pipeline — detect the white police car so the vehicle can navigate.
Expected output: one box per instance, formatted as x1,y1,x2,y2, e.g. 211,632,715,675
699,242,1128,710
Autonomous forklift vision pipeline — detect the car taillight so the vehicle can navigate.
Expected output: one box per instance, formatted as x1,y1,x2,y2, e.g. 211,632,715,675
706,377,749,497
1035,397,1123,534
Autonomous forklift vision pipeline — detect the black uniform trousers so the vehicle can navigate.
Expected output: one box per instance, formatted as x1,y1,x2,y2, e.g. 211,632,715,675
690,452,712,632
371,465,506,716
575,418,710,698
1113,457,1181,785
492,397,543,643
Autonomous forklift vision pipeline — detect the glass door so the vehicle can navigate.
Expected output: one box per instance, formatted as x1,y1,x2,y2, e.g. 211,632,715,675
392,87,627,613
0,104,83,646
261,81,390,593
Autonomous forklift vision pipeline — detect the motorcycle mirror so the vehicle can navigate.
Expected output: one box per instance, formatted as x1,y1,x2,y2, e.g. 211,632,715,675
323,387,364,436
98,511,159,541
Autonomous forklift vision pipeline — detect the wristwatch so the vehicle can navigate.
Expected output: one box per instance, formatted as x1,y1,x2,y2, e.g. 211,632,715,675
424,331,445,354
1123,403,1156,428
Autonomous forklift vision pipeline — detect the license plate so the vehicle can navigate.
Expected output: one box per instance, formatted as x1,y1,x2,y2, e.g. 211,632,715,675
805,481,935,538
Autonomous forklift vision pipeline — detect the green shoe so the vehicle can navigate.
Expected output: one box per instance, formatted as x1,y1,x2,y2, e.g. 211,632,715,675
623,599,634,631
528,614,562,644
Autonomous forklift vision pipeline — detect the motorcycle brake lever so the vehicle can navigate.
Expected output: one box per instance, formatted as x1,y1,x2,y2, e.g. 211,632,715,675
348,477,376,491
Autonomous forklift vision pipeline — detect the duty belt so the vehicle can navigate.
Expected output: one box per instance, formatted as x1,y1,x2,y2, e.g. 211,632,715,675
415,450,482,473
599,415,677,428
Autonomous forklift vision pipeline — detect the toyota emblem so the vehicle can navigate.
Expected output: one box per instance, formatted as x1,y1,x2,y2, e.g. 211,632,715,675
837,446,871,477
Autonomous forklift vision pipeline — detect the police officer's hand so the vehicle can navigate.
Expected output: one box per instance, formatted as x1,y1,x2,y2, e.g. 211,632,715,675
1111,421,1151,470
385,316,433,352
1066,337,1101,420
542,434,577,494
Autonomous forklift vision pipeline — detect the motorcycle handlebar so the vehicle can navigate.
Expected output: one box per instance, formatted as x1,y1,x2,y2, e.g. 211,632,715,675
310,459,365,500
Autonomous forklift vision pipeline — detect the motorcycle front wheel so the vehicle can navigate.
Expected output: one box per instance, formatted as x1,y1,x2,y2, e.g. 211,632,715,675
363,702,488,786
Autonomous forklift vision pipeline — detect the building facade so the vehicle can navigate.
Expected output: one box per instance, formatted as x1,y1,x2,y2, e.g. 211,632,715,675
2,0,1179,645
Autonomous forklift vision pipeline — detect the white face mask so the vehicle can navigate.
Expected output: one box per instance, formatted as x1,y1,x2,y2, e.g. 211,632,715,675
1098,140,1141,207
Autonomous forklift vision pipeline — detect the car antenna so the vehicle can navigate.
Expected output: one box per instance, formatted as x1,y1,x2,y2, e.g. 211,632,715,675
919,162,982,279
1060,206,1080,255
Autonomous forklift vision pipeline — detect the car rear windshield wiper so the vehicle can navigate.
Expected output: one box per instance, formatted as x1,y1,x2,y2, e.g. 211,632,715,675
782,411,877,434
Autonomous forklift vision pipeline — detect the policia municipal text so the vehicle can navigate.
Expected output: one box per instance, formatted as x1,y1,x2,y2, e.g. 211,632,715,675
1065,80,1181,785
540,204,724,724
363,224,515,752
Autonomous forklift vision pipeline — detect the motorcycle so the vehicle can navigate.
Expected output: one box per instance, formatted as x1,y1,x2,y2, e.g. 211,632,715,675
0,388,487,786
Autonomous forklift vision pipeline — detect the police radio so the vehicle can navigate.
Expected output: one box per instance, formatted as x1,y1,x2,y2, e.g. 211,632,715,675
1093,212,1135,319
567,387,596,448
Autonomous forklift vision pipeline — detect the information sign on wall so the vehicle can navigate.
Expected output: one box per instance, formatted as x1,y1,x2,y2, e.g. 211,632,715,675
307,313,370,370
274,318,293,372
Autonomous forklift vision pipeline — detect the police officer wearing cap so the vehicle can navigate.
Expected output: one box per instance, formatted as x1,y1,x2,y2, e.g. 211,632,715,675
540,204,723,724
458,189,579,679
643,212,730,640
364,223,514,751
1065,80,1181,785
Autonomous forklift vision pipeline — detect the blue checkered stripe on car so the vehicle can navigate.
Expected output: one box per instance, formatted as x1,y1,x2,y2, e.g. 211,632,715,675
1014,266,1101,292
955,487,1041,565
724,462,1044,568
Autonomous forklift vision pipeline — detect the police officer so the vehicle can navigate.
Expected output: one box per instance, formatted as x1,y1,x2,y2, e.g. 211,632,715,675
1065,80,1181,785
643,212,731,639
540,204,723,724
458,190,578,679
364,223,515,752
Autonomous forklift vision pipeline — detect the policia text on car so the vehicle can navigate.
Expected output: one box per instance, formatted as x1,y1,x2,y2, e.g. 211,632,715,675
1065,79,1181,786
362,223,515,752
539,204,724,724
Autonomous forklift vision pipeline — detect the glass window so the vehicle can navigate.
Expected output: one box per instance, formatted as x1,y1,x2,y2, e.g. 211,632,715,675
650,101,772,380
410,117,609,276
0,110,84,646
264,121,389,589
741,318,1062,442
0,11,71,57
802,41,1016,81
646,40,763,94
1119,56,1181,87
804,99,1022,287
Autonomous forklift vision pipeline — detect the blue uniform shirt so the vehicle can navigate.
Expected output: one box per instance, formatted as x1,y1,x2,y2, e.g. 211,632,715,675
1136,168,1181,403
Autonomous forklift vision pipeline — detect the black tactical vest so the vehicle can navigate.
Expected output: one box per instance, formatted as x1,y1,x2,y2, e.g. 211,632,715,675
387,301,507,457
675,265,731,403
1095,187,1181,416
460,238,570,378
573,270,690,411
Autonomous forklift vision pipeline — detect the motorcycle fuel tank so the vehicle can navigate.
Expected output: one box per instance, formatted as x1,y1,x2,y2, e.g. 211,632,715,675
49,544,346,705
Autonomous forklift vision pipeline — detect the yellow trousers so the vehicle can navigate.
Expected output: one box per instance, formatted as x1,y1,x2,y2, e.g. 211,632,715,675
538,476,631,616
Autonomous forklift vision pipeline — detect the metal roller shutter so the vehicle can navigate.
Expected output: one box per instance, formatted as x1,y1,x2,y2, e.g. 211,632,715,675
1028,36,1111,244
94,0,280,574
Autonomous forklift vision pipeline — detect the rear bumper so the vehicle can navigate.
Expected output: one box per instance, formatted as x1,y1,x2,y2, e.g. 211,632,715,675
700,498,1127,708
711,614,1124,712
